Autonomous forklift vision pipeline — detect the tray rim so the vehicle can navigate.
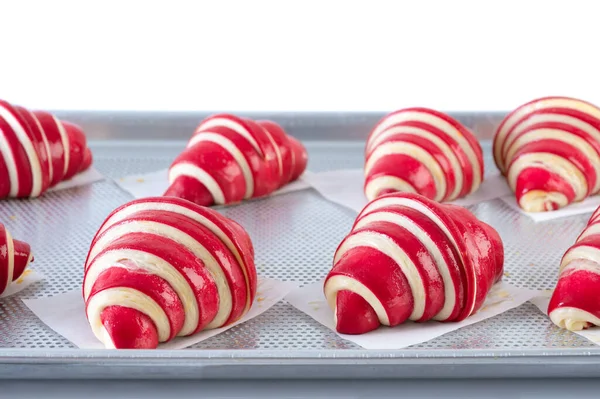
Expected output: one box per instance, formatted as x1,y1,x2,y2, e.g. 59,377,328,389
52,110,507,141
3,348,600,380
3,347,600,361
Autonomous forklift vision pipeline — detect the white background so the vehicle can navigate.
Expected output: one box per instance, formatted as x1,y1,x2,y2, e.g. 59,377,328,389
1,0,599,112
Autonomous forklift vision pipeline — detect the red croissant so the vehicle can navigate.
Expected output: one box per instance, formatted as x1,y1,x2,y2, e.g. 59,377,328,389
548,206,600,331
164,114,308,207
493,96,600,212
323,192,504,334
82,196,257,349
364,108,484,203
0,223,33,296
0,99,93,199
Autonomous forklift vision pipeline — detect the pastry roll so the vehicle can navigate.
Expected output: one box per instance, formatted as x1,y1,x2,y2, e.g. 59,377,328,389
364,108,484,202
165,114,308,207
0,100,93,199
82,196,257,349
548,206,600,330
324,192,504,334
493,96,600,212
0,223,33,296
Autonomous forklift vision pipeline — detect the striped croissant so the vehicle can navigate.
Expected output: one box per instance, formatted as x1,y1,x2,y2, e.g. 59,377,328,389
493,96,600,212
82,196,257,349
548,206,600,331
0,223,33,296
165,114,308,207
324,192,504,334
0,99,93,199
364,108,484,203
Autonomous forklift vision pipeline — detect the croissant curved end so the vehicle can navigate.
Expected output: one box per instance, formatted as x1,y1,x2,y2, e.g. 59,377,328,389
518,190,568,213
548,212,600,332
99,306,160,349
163,174,215,207
12,238,33,281
333,290,381,335
549,306,593,332
0,223,33,296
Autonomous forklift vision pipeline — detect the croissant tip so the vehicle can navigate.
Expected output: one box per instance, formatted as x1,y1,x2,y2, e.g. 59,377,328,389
517,191,564,213
99,306,160,350
163,177,215,208
334,290,380,335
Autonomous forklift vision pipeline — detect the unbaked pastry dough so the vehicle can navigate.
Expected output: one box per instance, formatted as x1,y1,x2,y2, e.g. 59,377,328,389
165,115,307,206
549,206,600,331
0,99,92,199
323,192,504,334
493,96,600,212
82,196,257,349
364,108,484,202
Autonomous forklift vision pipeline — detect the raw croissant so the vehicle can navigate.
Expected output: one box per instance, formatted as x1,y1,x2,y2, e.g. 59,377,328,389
165,114,308,207
548,206,600,331
82,196,257,349
0,223,33,296
0,99,93,199
493,96,600,212
364,107,484,202
324,192,504,334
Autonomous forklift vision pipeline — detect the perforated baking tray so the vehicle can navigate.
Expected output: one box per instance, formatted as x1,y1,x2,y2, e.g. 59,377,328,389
1,113,600,380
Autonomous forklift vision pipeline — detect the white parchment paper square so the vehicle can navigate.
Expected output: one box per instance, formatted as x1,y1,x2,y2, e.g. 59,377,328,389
286,280,538,349
48,167,104,192
302,169,512,214
23,277,298,349
114,169,310,200
499,195,600,223
0,269,44,299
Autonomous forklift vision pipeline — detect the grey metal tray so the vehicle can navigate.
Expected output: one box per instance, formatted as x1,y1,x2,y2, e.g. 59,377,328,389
1,112,599,380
